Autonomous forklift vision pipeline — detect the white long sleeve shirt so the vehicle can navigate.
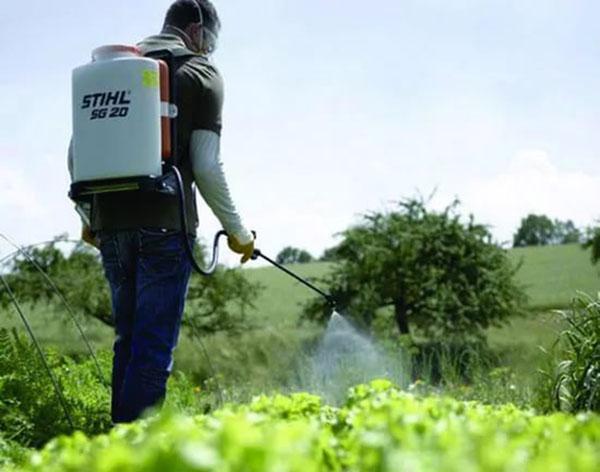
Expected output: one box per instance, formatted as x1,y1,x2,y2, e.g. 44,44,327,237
190,130,253,245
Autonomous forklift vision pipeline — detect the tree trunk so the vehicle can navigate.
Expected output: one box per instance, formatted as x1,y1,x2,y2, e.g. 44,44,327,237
394,299,410,335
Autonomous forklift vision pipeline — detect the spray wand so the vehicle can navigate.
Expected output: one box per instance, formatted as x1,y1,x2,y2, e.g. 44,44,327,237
251,248,336,309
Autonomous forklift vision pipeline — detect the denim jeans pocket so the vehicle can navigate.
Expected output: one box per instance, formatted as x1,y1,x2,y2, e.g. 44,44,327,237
99,231,127,287
139,228,184,274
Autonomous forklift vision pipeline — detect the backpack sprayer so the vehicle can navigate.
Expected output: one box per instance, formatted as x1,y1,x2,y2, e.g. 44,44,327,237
69,44,224,276
69,43,336,306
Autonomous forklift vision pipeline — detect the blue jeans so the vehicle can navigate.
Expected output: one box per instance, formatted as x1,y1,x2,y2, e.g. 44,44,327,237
98,228,192,423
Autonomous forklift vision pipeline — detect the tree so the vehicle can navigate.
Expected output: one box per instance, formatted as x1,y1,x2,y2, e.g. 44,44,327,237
513,214,555,247
303,198,527,341
320,245,342,262
513,214,581,247
582,225,600,265
553,219,581,245
0,238,262,336
275,246,314,265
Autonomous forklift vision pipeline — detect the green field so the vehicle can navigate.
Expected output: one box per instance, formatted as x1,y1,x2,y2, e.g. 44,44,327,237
509,243,599,310
1,243,597,384
243,261,332,326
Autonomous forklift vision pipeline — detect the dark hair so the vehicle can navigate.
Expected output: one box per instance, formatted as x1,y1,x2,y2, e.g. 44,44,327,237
163,0,203,30
195,0,221,34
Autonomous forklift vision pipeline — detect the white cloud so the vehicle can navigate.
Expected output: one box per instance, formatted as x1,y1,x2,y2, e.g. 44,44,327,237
443,150,600,244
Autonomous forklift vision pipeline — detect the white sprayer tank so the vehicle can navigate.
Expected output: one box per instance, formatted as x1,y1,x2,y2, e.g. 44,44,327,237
71,45,162,183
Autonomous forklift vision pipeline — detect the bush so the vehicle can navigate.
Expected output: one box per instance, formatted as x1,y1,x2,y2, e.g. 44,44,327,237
0,327,212,449
583,226,600,265
548,295,600,413
0,328,112,447
0,436,28,470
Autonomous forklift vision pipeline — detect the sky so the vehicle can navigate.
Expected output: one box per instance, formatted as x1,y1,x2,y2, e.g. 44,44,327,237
1,0,600,264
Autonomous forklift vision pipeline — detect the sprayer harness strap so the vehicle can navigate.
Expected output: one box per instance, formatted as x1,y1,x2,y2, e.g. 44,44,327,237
143,47,197,168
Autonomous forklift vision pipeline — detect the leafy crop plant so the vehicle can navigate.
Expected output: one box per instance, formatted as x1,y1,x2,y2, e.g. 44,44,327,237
3,380,600,471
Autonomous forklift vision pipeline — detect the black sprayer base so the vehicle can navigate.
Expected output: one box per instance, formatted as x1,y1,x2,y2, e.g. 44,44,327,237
69,174,177,203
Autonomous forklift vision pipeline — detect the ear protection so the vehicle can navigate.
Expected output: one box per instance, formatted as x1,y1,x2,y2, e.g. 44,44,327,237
192,1,204,27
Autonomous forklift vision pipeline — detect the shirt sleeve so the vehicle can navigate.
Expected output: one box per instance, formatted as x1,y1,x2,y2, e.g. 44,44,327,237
190,129,253,244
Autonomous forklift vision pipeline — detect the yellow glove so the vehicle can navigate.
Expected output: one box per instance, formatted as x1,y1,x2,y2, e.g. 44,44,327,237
82,225,100,249
227,233,255,264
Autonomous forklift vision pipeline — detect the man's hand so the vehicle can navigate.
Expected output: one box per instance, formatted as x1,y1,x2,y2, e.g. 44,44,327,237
227,233,255,264
82,225,100,249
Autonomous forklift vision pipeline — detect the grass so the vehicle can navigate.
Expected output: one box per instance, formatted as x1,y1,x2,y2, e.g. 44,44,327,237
509,243,599,310
243,261,332,326
486,312,564,387
0,303,111,356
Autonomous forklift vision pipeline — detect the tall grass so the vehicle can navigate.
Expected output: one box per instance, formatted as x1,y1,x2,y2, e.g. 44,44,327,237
549,295,600,412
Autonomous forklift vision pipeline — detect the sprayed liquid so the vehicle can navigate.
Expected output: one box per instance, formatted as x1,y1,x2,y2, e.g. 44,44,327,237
303,311,397,404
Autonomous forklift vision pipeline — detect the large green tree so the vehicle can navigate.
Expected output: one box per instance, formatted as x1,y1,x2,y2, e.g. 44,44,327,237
304,199,527,340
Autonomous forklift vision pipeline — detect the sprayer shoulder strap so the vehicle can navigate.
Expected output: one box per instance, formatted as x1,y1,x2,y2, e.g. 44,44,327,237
144,48,197,167
144,47,197,70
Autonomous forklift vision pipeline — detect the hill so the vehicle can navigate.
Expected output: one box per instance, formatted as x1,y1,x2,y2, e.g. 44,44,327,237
245,243,599,325
508,243,599,310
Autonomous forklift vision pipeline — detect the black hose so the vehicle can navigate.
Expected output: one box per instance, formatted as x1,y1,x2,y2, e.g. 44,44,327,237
168,174,335,308
0,274,75,430
171,165,227,276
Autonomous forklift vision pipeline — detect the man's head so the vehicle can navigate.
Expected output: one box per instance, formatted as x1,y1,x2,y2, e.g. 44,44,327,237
163,0,220,55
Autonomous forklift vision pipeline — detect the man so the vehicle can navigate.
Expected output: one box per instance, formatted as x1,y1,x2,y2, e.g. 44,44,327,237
69,0,255,423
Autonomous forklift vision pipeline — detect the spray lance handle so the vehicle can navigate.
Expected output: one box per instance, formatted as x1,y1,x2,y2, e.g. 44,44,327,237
251,230,259,261
250,230,260,261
